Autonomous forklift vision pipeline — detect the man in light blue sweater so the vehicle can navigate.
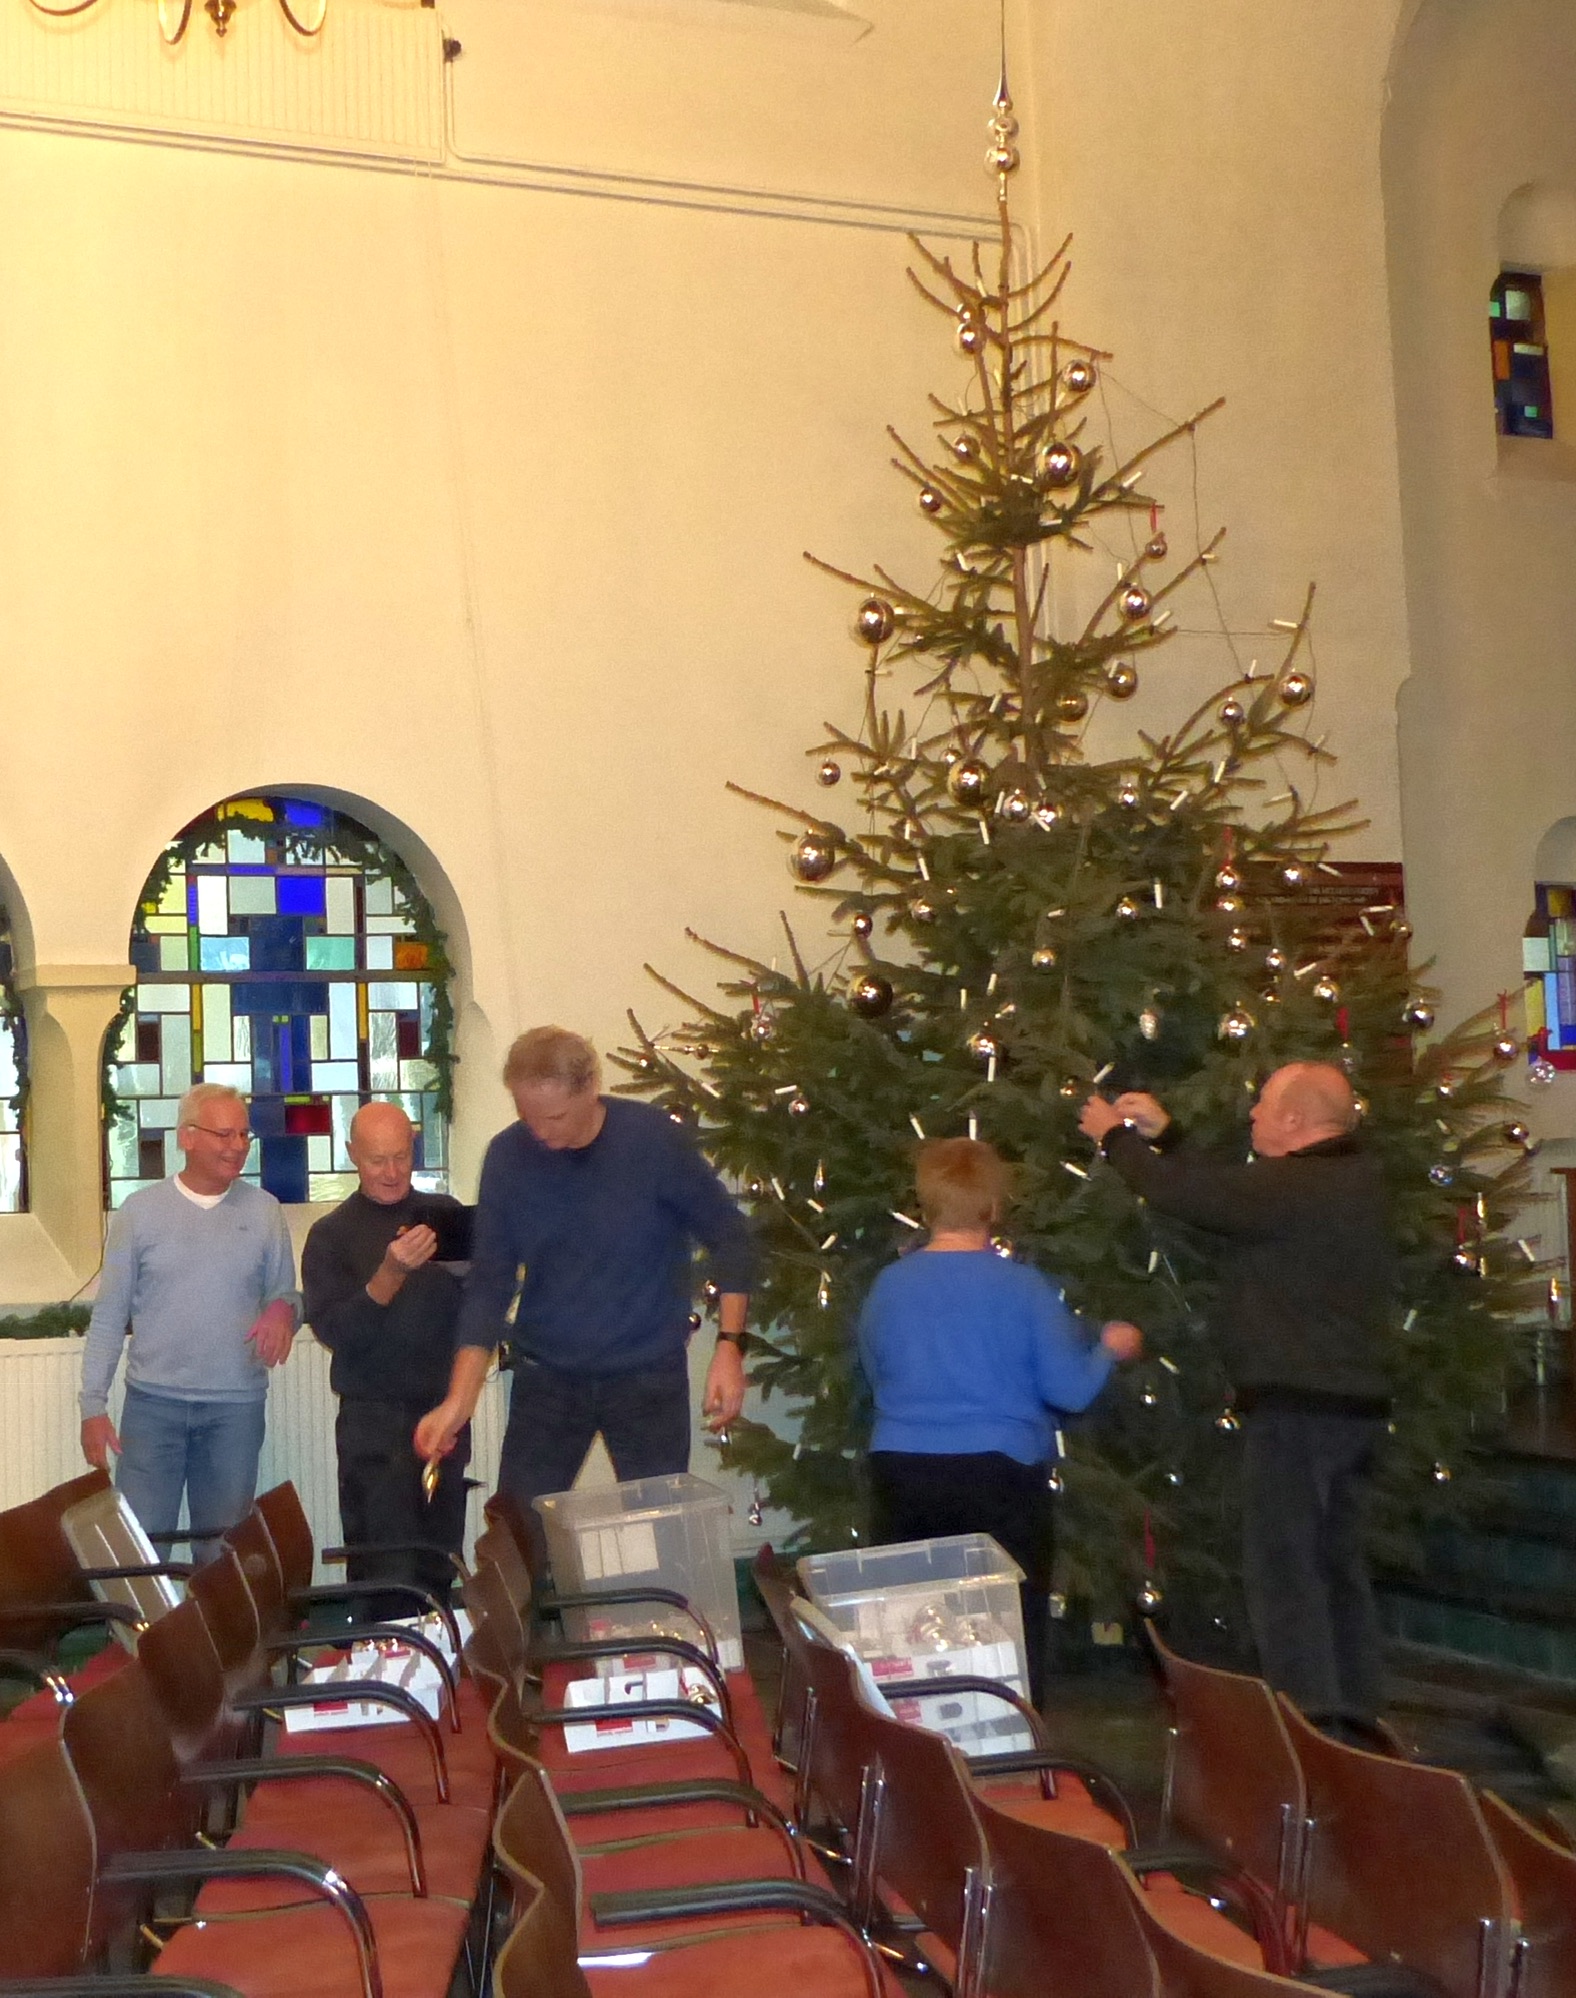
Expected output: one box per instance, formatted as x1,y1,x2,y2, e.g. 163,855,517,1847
80,1083,300,1550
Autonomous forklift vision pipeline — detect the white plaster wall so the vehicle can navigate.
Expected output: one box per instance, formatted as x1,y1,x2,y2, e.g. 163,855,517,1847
1385,0,1576,1134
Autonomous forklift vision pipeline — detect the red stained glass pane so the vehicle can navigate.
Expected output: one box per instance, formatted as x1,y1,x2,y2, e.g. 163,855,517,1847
396,1017,422,1059
393,941,430,971
136,1020,161,1063
283,1098,333,1136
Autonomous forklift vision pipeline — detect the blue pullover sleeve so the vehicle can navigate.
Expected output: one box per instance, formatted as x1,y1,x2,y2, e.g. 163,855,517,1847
1028,1274,1115,1414
660,1120,758,1294
80,1204,138,1418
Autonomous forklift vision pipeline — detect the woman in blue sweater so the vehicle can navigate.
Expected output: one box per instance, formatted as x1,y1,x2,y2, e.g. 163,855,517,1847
858,1138,1141,1704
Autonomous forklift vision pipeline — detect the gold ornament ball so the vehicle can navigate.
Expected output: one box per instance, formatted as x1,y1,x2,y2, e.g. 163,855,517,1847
947,757,992,807
789,831,838,883
917,485,944,516
1032,946,1059,971
1216,893,1244,915
966,1030,1001,1066
1121,584,1152,621
1402,998,1435,1031
1218,697,1246,728
1136,1579,1164,1615
1226,927,1250,952
1279,670,1314,707
1146,532,1169,561
1265,948,1287,974
1062,357,1097,395
1215,863,1242,893
848,972,894,1019
1492,1033,1521,1065
1041,441,1083,489
953,434,979,463
985,141,1021,176
907,894,937,926
998,788,1033,825
1115,896,1140,921
855,596,896,645
1106,660,1139,700
1313,976,1341,1004
816,758,841,787
851,911,874,939
1505,1121,1533,1150
1056,689,1090,723
1218,1006,1256,1044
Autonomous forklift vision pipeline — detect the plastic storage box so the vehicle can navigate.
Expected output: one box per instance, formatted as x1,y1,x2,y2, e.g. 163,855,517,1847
533,1473,743,1671
797,1532,1033,1754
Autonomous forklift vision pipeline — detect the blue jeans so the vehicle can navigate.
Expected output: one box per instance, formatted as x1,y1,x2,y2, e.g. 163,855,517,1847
498,1355,691,1570
116,1384,267,1560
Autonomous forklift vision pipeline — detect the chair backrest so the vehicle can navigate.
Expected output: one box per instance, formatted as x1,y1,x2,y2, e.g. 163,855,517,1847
753,1545,811,1770
187,1545,268,1697
1149,1624,1306,1907
61,1484,184,1648
223,1508,290,1635
492,1759,585,1921
854,1692,994,1991
973,1797,1161,1998
0,1735,99,1978
484,1489,549,1586
254,1483,316,1597
62,1653,198,1856
473,1522,533,1616
0,1469,111,1651
1480,1791,1576,1998
138,1594,243,1766
1280,1697,1517,1998
463,1547,528,1698
491,1866,592,1998
792,1599,880,1845
1129,1883,1325,1998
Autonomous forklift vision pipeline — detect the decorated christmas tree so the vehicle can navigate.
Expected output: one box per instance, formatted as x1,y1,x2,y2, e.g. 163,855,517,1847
613,80,1546,1644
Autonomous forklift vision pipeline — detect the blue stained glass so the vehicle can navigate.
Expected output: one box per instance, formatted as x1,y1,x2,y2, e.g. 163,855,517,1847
260,1134,309,1205
250,918,306,974
277,877,327,917
249,1097,288,1137
283,801,329,829
199,937,251,973
234,981,330,1018
130,936,161,974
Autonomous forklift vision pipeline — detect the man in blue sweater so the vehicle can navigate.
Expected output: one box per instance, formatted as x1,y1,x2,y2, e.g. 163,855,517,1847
80,1083,300,1552
414,1028,756,1520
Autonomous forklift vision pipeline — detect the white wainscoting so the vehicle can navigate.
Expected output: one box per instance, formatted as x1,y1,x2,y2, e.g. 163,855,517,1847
0,1333,506,1580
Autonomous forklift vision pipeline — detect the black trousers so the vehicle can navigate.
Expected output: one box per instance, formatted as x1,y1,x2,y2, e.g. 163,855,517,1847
335,1399,471,1620
868,1449,1054,1708
497,1355,692,1573
1241,1407,1388,1722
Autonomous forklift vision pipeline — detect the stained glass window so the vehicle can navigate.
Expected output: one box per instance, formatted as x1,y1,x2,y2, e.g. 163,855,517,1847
0,908,25,1213
106,797,453,1209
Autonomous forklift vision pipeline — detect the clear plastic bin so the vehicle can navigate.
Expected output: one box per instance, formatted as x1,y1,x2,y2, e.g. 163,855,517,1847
797,1532,1033,1754
533,1473,743,1672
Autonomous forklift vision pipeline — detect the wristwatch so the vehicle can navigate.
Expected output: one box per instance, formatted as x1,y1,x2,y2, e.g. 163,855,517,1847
715,1330,748,1350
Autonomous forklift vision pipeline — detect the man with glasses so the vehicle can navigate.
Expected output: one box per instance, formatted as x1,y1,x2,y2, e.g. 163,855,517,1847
80,1082,299,1553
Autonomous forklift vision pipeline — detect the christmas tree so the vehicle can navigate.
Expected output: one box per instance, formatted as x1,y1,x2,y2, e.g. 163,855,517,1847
613,80,1546,1644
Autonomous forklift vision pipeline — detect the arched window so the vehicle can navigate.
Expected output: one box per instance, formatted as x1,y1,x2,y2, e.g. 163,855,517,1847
0,907,25,1213
106,795,453,1209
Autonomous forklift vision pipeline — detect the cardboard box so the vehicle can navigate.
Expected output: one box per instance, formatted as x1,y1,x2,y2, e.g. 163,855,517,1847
560,1663,722,1755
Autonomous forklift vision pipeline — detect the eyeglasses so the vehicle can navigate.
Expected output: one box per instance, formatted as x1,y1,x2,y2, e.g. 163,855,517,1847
187,1125,253,1144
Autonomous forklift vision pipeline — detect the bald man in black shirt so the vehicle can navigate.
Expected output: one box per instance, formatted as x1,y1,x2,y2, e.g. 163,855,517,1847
303,1102,473,1614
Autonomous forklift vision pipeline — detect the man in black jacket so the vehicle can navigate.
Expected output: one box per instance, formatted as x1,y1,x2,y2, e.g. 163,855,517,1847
1080,1063,1394,1723
303,1101,472,1615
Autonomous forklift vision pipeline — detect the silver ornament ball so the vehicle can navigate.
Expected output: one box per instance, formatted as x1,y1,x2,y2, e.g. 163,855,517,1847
1106,660,1139,700
787,1094,811,1117
1402,998,1435,1031
1136,1580,1164,1614
947,757,992,807
1146,532,1169,561
918,485,944,516
1041,441,1083,489
1312,976,1341,1004
966,1030,1001,1067
1279,670,1314,707
851,911,874,939
1032,946,1059,971
998,788,1033,825
855,597,895,646
1530,1056,1559,1088
1062,357,1097,395
907,895,937,926
1121,584,1152,621
790,831,838,883
848,972,894,1019
1115,896,1140,921
1218,1006,1256,1044
1492,1033,1521,1065
1218,697,1246,729
816,758,841,787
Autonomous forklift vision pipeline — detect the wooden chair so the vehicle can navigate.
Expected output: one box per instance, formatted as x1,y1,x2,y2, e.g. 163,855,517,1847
1141,1623,1309,1969
490,1868,589,1998
254,1484,462,1646
493,1756,890,1998
1279,1697,1518,1998
1479,1790,1576,1998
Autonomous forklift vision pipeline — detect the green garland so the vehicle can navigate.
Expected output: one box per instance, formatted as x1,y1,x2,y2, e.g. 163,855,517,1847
0,1304,89,1339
